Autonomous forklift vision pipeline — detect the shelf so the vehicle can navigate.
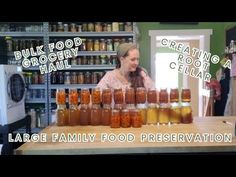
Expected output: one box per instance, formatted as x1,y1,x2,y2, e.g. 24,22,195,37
50,84,97,89
77,51,117,56
0,32,44,37
49,32,135,37
25,99,45,103
27,84,45,89
23,66,40,71
63,65,115,70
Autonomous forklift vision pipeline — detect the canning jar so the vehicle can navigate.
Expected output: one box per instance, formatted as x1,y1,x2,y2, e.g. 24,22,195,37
80,88,90,105
121,109,131,128
110,109,120,128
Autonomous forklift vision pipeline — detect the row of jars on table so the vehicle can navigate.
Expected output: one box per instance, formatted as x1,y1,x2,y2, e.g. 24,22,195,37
50,22,133,32
68,55,117,65
55,87,193,127
51,71,105,85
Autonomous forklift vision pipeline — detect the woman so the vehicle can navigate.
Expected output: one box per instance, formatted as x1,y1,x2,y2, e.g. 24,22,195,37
97,43,155,91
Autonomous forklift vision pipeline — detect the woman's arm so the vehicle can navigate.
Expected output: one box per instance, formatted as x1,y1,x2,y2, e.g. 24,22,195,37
140,69,155,90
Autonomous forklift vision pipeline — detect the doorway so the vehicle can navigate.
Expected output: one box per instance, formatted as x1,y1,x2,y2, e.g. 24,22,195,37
149,29,213,117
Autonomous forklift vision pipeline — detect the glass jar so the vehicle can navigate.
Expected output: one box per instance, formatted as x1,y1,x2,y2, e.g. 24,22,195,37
82,56,88,65
147,89,157,104
69,104,79,126
159,88,168,103
80,88,90,105
70,23,77,32
125,87,135,104
181,88,191,102
56,89,66,105
146,104,158,125
80,38,87,51
118,22,124,31
57,22,64,32
181,102,193,123
107,24,112,32
68,89,79,126
76,57,82,65
79,104,90,125
170,88,179,103
170,102,181,124
87,39,94,51
158,103,169,125
136,87,146,104
110,109,120,128
101,105,111,125
91,72,98,84
102,88,112,105
88,56,95,65
106,39,113,51
95,22,102,32
82,23,87,32
99,39,106,51
94,39,100,51
100,55,107,64
113,38,120,51
112,22,119,32
125,22,133,32
56,105,68,126
5,36,13,52
70,72,77,84
71,57,77,65
121,109,131,128
90,104,101,125
95,56,101,65
87,23,94,32
130,109,142,128
84,72,91,84
102,23,107,31
51,72,57,84
114,88,124,104
58,72,64,84
25,72,32,85
64,24,69,32
137,104,147,125
64,72,71,84
77,72,84,84
92,87,101,104
77,25,82,32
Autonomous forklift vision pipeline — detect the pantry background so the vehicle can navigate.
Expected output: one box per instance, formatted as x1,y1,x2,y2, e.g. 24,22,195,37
0,22,137,132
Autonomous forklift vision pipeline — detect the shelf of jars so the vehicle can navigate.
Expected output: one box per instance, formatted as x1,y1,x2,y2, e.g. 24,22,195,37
48,31,135,37
50,84,97,89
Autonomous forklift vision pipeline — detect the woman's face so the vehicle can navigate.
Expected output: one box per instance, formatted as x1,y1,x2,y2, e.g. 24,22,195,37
121,48,139,72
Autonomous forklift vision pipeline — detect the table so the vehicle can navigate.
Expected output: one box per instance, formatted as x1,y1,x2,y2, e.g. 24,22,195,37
15,116,236,155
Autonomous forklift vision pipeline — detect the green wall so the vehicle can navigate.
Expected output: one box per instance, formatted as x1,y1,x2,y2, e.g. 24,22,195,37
137,22,236,78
